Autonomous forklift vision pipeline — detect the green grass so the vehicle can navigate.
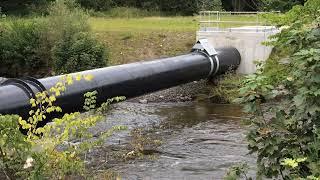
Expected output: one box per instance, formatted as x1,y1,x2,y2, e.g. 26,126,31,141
1,15,262,66
90,15,262,33
90,16,199,33
89,15,262,65
89,17,199,65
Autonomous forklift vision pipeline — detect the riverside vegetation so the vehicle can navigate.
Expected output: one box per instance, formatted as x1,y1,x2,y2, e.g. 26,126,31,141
0,0,107,77
1,0,320,179
226,0,320,179
0,73,126,179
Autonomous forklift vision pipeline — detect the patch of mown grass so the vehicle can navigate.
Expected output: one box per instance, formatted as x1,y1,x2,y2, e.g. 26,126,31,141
89,17,198,64
89,15,262,65
89,16,198,33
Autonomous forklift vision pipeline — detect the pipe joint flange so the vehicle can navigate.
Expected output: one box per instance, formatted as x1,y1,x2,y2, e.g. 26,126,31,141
1,78,36,99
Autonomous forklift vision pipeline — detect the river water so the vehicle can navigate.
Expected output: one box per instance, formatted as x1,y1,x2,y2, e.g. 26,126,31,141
89,101,256,179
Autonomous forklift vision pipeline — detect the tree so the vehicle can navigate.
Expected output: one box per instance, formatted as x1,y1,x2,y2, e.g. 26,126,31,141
221,0,305,12
198,0,223,11
258,0,305,12
0,0,52,15
221,0,258,11
76,0,113,11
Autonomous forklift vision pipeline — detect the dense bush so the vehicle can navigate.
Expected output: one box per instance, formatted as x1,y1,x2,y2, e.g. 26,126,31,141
53,32,106,73
258,0,305,12
235,0,320,178
0,0,108,77
199,0,223,11
47,0,107,74
45,0,90,48
76,0,113,11
0,19,49,77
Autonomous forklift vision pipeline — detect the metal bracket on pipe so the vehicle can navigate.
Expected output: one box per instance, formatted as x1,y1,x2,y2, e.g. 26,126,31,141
191,39,219,77
191,39,217,56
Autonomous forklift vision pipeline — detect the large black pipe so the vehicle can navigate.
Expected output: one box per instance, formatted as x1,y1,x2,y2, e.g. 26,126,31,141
0,42,241,119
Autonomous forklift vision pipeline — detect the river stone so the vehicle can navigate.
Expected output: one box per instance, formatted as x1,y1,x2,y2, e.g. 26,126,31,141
139,99,148,104
0,77,6,84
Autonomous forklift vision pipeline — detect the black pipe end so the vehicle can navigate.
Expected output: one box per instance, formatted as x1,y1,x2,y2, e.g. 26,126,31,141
215,47,241,75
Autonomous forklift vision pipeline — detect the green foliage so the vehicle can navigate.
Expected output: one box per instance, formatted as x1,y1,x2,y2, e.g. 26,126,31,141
0,74,126,179
260,50,292,86
224,163,251,180
198,0,223,11
209,73,244,103
0,115,31,179
46,0,90,41
45,0,105,74
258,0,305,12
0,19,49,77
235,0,320,178
100,7,160,18
0,0,53,15
0,0,224,16
0,0,108,77
52,32,107,74
83,90,98,111
76,0,113,11
82,0,222,16
47,0,108,74
5,0,305,16
158,0,198,16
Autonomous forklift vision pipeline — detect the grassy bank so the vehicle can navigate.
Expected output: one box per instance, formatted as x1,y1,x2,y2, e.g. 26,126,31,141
89,15,260,65
0,15,260,67
89,17,198,65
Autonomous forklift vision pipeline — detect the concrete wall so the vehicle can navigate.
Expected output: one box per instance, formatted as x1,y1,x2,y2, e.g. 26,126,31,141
197,26,279,74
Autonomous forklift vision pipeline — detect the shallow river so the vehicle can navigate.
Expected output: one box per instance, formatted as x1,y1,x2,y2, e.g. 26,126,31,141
90,101,256,179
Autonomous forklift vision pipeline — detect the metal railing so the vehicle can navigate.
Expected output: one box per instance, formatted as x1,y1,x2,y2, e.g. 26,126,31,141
199,11,280,32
